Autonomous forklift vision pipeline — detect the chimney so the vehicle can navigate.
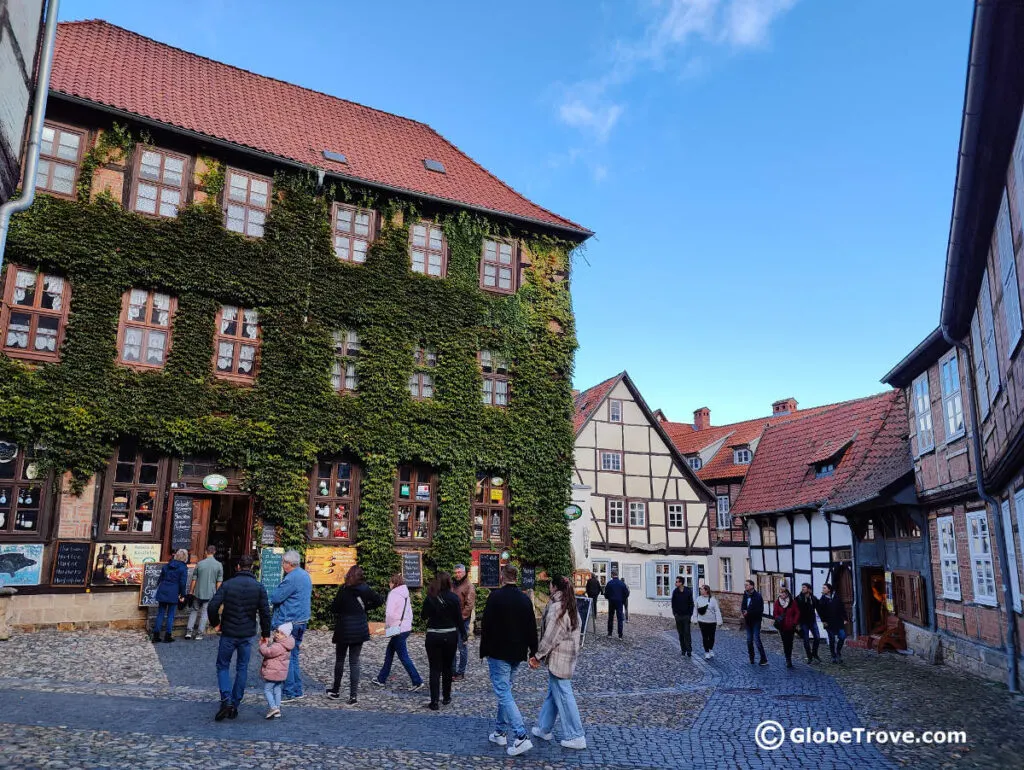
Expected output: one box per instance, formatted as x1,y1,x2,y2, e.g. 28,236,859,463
772,397,798,416
693,407,711,431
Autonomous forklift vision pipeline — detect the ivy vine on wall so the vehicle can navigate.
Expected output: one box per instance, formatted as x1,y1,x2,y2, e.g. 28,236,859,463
2,165,579,591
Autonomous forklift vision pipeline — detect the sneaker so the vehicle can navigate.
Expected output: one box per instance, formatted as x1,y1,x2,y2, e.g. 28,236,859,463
452,674,465,682
759,659,769,666
704,652,712,660
227,705,238,720
507,736,533,757
281,693,305,703
346,697,358,706
215,701,231,722
371,679,385,688
325,689,341,700
409,683,424,692
184,631,193,640
151,633,161,644
195,634,204,641
532,726,553,741
442,697,451,706
271,710,282,719
560,736,587,750
265,708,280,719
424,701,439,711
786,661,794,669
709,650,715,659
488,732,508,747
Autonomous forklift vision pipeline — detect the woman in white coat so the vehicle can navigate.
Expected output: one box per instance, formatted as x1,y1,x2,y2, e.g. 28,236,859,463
693,584,724,660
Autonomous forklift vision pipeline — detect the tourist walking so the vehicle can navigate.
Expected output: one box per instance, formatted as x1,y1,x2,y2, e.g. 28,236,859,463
186,545,223,641
326,565,382,705
819,582,848,664
452,563,476,681
529,575,587,750
740,579,768,665
773,585,801,668
421,571,465,710
270,550,312,702
796,582,822,663
373,573,423,691
259,622,295,719
153,548,189,643
585,573,602,634
207,554,272,721
671,576,695,656
603,570,629,639
694,584,723,659
480,563,538,757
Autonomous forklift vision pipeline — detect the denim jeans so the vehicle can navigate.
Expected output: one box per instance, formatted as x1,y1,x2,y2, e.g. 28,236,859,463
186,600,210,635
536,672,585,741
607,602,624,637
487,658,526,738
746,622,767,662
264,680,283,710
377,631,422,686
456,618,471,675
216,635,253,706
827,627,847,659
283,622,306,698
800,622,821,659
155,602,176,635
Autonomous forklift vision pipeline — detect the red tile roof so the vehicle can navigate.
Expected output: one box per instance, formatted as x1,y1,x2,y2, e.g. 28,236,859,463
573,373,623,434
731,391,909,517
51,20,589,236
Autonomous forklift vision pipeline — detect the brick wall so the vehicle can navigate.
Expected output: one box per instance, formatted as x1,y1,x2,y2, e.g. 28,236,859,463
56,473,97,539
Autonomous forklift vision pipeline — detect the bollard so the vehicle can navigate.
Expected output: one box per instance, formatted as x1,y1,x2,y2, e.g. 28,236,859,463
0,587,18,640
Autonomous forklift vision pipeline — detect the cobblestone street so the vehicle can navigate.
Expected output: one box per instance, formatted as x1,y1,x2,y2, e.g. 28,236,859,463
1,616,1021,768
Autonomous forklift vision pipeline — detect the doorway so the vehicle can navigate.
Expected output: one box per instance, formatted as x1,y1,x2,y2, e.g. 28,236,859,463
178,494,253,577
831,563,855,636
861,567,887,634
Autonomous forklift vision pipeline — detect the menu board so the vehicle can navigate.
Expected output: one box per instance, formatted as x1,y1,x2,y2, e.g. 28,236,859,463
401,551,422,588
306,545,357,585
260,547,284,593
577,597,592,646
51,541,92,586
478,552,500,588
139,562,165,607
521,565,536,590
170,496,193,552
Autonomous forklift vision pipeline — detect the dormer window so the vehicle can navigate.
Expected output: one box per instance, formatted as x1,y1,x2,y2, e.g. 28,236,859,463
733,448,752,465
687,456,702,471
815,461,836,478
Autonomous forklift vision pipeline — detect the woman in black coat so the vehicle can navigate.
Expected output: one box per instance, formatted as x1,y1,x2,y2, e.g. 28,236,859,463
326,565,382,705
421,571,466,710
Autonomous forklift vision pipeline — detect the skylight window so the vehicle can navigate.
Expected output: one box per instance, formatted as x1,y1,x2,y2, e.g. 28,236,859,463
323,150,348,164
423,158,446,174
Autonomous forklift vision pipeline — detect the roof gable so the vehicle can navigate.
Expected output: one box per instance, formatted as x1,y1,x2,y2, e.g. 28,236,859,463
51,20,589,236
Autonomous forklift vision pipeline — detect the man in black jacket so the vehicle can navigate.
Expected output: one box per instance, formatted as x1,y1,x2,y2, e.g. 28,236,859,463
208,554,271,721
796,582,822,663
819,582,848,664
740,579,768,665
585,574,602,634
671,576,695,656
480,564,538,757
603,571,630,639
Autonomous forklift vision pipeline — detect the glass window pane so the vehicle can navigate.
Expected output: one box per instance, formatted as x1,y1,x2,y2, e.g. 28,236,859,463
335,236,351,261
14,270,36,306
57,131,80,161
135,183,158,214
140,151,162,180
229,173,249,202
226,204,246,233
33,316,59,352
428,254,442,276
499,243,513,264
336,208,353,233
411,250,426,273
41,275,64,310
162,156,184,186
159,189,180,217
152,293,171,326
355,211,370,236
6,313,30,349
217,341,235,371
353,239,368,263
122,326,142,361
40,126,55,156
238,344,256,373
35,159,51,189
220,306,238,335
52,163,75,194
242,310,259,339
145,331,167,364
138,461,158,485
485,241,497,260
412,224,427,246
249,179,268,208
499,268,513,290
429,227,443,250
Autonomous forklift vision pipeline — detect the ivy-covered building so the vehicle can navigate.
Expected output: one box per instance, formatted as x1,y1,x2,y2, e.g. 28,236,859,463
0,20,590,628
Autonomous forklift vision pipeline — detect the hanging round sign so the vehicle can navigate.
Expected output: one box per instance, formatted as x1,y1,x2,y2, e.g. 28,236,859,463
564,504,583,521
0,441,17,464
500,550,511,561
203,473,229,492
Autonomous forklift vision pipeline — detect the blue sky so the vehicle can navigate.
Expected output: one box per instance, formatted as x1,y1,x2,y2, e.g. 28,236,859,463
60,0,973,425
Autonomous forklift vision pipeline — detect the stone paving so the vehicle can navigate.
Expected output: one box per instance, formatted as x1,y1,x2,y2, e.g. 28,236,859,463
0,614,1019,768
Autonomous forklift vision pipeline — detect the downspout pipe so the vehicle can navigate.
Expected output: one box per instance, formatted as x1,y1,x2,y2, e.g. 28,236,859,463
942,325,1020,693
0,0,62,266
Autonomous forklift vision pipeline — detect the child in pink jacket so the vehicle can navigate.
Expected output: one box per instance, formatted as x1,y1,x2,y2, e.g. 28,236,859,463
260,622,295,718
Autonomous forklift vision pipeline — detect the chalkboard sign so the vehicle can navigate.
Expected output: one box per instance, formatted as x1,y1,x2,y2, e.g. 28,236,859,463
401,551,422,588
479,552,500,587
170,496,193,553
260,547,284,593
51,541,91,586
139,562,165,607
521,566,536,590
577,596,592,646
261,522,276,546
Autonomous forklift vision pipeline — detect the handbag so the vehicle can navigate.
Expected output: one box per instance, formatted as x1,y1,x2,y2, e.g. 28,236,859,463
697,602,708,616
385,597,408,638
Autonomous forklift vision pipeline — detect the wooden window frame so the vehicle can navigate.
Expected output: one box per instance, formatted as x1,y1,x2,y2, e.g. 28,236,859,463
479,238,518,293
130,145,189,219
100,440,169,541
720,557,733,593
893,570,927,626
472,472,509,546
409,220,448,278
332,203,378,264
609,399,623,423
0,440,52,539
687,456,702,471
667,502,685,530
0,265,71,363
607,498,625,527
213,305,261,384
912,372,935,454
479,350,509,407
760,522,777,546
937,515,961,600
394,465,438,545
331,329,360,393
224,168,272,238
716,495,731,529
733,448,752,465
966,510,998,606
409,344,438,400
309,458,360,543
628,500,646,527
653,561,672,599
600,451,623,473
116,289,176,370
939,350,965,441
36,121,85,199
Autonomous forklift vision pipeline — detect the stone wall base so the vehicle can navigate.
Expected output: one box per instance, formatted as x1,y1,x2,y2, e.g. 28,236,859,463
902,625,1024,691
7,591,146,632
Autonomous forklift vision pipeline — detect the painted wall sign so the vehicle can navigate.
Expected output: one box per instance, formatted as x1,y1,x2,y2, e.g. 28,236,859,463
306,545,357,585
91,543,161,585
564,504,583,521
0,543,43,586
202,474,229,492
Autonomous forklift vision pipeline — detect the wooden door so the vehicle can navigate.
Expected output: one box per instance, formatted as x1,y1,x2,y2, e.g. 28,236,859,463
834,564,854,635
189,498,212,562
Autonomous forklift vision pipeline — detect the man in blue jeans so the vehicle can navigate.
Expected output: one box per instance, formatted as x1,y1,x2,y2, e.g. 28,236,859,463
740,579,768,665
452,563,475,681
819,582,848,664
602,570,629,639
480,564,538,757
271,550,312,701
207,554,271,721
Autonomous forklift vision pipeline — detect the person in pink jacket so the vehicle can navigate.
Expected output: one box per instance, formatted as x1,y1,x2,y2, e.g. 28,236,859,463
260,622,296,718
372,573,423,691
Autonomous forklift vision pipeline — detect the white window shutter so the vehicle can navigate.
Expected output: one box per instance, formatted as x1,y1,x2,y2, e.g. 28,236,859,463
1002,500,1023,612
997,192,1023,350
980,271,1001,398
1015,114,1024,234
645,562,658,600
971,314,990,417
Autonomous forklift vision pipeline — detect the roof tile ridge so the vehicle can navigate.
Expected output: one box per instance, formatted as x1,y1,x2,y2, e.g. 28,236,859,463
759,390,895,436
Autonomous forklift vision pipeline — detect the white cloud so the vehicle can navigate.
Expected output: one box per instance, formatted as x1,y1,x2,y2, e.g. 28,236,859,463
558,100,624,143
723,0,798,47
